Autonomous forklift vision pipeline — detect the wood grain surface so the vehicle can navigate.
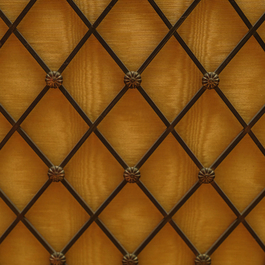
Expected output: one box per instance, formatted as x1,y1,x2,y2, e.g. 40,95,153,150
0,0,265,265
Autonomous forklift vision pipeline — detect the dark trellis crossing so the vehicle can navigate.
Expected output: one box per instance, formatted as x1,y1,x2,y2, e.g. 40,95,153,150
0,0,264,264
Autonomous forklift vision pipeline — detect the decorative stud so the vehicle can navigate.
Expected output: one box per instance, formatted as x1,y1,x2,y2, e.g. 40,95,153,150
202,72,219,89
198,168,215,184
45,71,63,88
50,252,66,265
122,254,138,265
195,254,211,265
124,71,141,88
123,167,140,183
48,166,65,182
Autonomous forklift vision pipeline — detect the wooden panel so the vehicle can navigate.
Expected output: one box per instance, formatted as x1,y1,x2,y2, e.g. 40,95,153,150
220,36,265,123
216,135,265,212
72,0,111,23
97,0,169,70
0,198,16,236
175,89,242,167
25,183,89,250
0,34,44,120
100,184,162,252
0,222,49,265
0,1,265,265
142,37,202,122
63,35,125,122
139,223,195,265
67,223,123,265
98,90,166,165
65,133,124,211
17,0,87,70
21,89,89,165
173,184,236,253
141,133,198,212
0,132,48,210
211,224,265,265
236,0,265,24
177,0,248,71
0,0,29,22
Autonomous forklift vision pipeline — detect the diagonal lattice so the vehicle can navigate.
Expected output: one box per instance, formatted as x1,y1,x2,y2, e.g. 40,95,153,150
0,0,265,264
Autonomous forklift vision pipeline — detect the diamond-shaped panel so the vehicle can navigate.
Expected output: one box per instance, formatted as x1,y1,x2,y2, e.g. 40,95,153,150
155,0,194,25
0,132,47,210
0,34,45,120
73,0,111,23
215,134,265,212
141,133,198,212
178,0,248,71
21,89,89,165
0,222,49,265
220,36,265,123
173,184,236,253
98,89,166,166
97,0,168,70
139,223,195,265
0,198,16,236
0,19,8,40
257,21,265,43
175,89,242,167
142,37,202,122
65,133,124,211
63,35,124,122
0,113,12,142
17,0,87,70
0,0,29,22
252,114,265,148
25,182,89,250
246,198,265,244
67,222,122,265
211,224,265,265
236,0,265,24
100,184,162,252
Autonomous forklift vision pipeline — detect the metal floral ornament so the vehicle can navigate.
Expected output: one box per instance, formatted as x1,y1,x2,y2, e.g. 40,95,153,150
50,252,66,265
202,72,219,89
45,71,63,88
198,168,215,184
124,71,142,88
123,167,141,183
122,254,138,265
195,254,211,265
48,166,65,182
